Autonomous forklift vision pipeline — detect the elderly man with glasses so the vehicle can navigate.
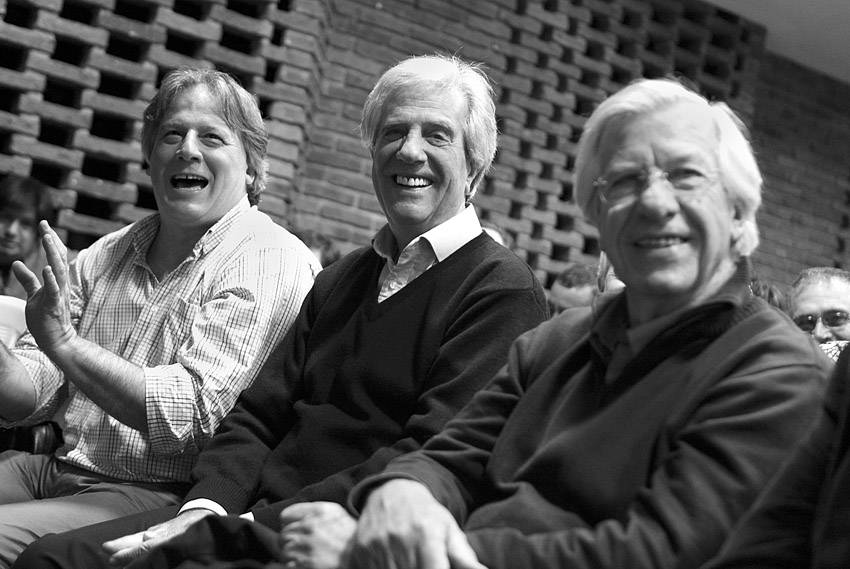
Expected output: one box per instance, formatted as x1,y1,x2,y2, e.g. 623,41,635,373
255,78,832,569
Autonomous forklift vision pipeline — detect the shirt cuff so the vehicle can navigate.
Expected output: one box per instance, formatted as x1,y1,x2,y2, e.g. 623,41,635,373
239,511,255,521
179,498,227,517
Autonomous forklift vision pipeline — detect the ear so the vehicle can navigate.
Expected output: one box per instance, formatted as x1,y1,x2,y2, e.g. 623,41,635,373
730,206,747,252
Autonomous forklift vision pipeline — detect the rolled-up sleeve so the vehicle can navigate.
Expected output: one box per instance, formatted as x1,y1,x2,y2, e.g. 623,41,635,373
144,244,316,455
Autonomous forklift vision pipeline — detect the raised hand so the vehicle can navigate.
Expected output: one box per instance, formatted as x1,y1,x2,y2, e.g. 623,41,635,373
11,221,75,358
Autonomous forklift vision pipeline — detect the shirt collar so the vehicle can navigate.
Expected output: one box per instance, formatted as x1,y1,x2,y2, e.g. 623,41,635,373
372,205,482,263
131,196,252,262
592,257,752,356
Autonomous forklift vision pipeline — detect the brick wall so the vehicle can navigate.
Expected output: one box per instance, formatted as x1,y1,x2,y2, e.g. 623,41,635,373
0,0,845,290
749,53,850,287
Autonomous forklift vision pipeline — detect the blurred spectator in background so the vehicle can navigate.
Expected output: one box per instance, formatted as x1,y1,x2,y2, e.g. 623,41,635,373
0,174,54,301
291,228,341,268
596,251,625,295
748,273,785,311
548,261,597,313
480,220,513,249
788,267,850,344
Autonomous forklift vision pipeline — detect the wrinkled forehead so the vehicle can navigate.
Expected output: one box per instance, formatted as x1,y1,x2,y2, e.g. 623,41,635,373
792,278,850,314
380,81,465,122
596,101,718,167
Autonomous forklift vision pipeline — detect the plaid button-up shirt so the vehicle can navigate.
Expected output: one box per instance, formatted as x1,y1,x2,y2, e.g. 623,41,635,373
9,198,320,483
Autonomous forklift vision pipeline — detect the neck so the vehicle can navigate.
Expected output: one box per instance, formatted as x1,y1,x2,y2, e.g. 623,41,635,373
146,220,208,280
626,259,739,326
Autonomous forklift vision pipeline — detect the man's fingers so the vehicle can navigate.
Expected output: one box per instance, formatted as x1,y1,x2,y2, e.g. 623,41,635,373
280,501,340,527
11,260,41,296
445,528,487,569
109,542,152,567
102,532,145,555
41,233,69,289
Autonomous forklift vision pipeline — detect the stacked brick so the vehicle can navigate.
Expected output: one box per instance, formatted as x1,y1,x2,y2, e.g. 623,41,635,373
0,0,845,288
750,54,850,286
297,0,764,285
0,0,326,251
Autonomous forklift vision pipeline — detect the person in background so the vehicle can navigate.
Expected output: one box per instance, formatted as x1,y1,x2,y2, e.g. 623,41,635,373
595,250,625,295
480,220,513,249
547,261,597,314
264,77,829,569
748,274,785,311
291,228,341,269
15,54,548,569
787,266,850,344
0,174,54,301
0,67,319,565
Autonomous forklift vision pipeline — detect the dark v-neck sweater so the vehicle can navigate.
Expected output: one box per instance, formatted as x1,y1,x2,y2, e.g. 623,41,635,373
183,233,548,528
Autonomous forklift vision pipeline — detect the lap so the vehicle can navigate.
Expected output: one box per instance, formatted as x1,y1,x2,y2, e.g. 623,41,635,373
0,453,185,569
14,506,179,569
131,517,283,569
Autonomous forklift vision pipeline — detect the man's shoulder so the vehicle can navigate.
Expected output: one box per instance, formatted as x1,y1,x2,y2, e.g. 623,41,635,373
79,216,148,261
448,235,542,291
315,246,376,283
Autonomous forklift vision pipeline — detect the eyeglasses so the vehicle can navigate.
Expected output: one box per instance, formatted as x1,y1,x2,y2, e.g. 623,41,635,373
593,166,716,206
793,310,850,333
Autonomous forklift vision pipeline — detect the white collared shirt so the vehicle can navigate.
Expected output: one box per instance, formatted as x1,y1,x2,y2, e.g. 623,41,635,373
373,206,483,302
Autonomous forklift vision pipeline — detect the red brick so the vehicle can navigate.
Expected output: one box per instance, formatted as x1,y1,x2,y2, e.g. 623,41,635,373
0,21,55,52
26,51,99,88
0,109,39,136
97,11,166,43
69,172,137,203
157,8,221,40
36,11,108,47
12,135,84,169
18,94,91,128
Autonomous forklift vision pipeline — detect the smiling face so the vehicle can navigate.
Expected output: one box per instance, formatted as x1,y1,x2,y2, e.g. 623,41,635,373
791,278,850,343
371,83,474,247
596,101,743,323
146,84,250,233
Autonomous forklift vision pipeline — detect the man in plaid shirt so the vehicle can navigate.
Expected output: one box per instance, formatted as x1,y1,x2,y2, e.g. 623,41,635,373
0,68,319,565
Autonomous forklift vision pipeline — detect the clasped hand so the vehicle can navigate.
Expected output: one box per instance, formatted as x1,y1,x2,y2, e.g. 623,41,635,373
12,221,76,358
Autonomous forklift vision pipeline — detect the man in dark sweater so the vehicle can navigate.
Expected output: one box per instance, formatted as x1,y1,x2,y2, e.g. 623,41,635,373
262,80,830,569
700,348,850,569
14,55,547,569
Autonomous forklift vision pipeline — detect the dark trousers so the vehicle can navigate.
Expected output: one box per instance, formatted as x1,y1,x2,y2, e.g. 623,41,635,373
15,511,285,569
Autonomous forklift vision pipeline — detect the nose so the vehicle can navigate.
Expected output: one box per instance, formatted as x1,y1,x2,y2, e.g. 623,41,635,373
395,132,426,164
178,132,201,162
4,219,21,236
634,174,679,219
812,318,835,343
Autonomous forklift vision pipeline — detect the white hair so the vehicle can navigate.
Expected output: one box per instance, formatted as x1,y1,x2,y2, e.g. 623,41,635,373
574,78,762,256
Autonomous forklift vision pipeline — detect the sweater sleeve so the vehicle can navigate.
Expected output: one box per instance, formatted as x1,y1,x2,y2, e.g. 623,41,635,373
249,273,549,528
179,286,317,514
354,322,829,569
700,352,848,569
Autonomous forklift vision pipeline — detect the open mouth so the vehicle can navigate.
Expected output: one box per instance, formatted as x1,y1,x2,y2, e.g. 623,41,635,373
171,174,209,190
635,236,688,248
394,175,432,188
